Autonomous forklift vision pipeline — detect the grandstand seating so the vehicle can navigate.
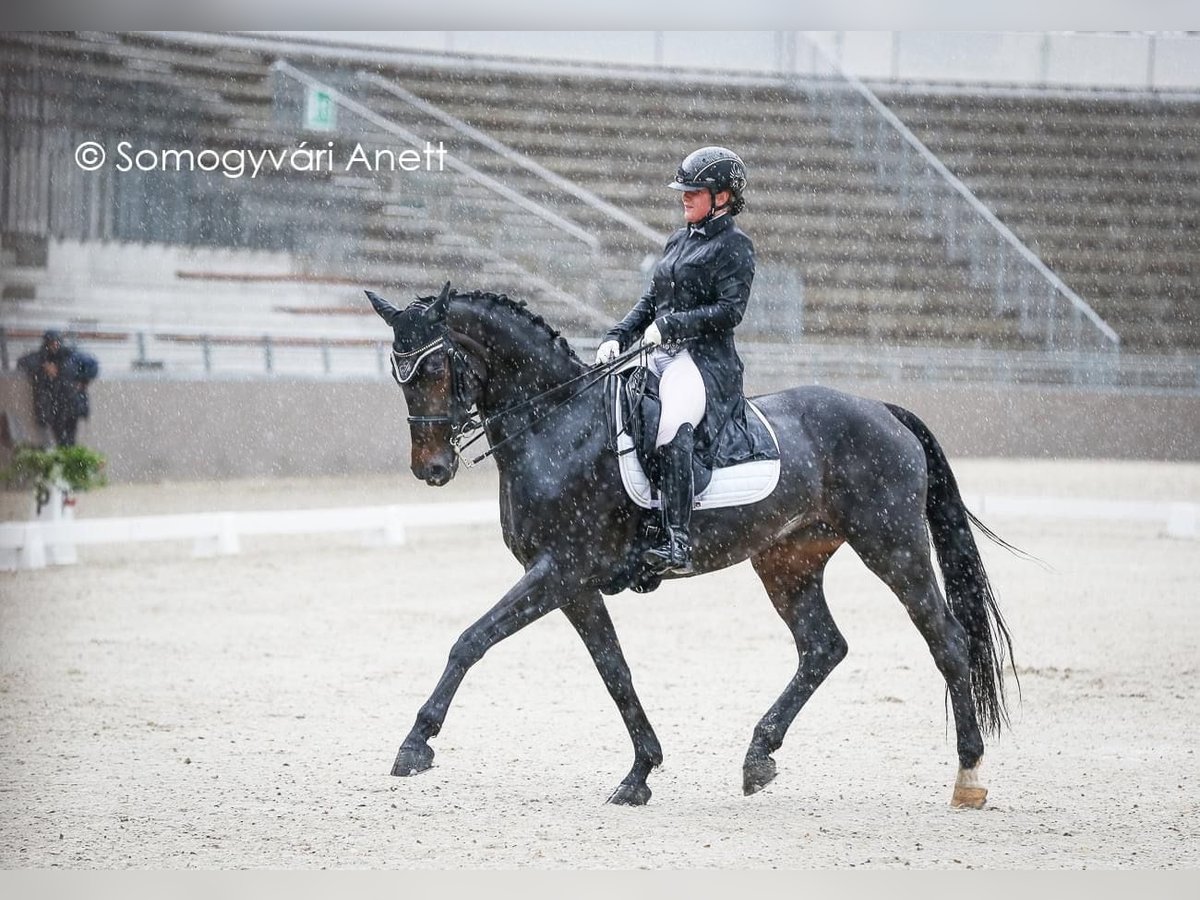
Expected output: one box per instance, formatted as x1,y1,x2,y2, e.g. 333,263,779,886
1,31,1196,355
881,88,1200,351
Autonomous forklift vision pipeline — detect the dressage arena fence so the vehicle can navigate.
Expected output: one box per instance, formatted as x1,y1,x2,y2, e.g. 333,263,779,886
3,494,1196,572
0,500,496,571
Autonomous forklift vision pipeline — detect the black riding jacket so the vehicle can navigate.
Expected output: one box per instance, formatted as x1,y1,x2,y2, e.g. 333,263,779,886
605,213,759,468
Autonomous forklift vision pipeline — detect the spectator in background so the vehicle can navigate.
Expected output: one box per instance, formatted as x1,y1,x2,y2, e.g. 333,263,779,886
17,330,100,447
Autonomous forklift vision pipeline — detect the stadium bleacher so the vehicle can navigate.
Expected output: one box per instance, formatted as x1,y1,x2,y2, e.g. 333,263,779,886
1,30,1197,360
881,87,1200,351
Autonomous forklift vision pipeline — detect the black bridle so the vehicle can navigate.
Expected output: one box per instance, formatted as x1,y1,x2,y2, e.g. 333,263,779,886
390,331,650,468
390,333,484,453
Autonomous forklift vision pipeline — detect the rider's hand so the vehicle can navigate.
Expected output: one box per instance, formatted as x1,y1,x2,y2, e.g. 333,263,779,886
643,322,663,347
595,340,621,365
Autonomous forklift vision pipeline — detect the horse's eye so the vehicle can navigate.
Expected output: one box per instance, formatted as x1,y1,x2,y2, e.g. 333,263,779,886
422,354,445,377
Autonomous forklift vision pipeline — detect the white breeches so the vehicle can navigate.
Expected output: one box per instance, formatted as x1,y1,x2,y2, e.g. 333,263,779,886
646,347,707,448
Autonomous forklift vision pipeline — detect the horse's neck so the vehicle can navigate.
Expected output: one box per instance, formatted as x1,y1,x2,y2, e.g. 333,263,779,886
450,301,586,442
486,369,606,481
482,355,579,414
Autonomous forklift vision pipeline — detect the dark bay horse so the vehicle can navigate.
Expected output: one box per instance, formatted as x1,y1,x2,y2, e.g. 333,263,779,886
369,282,1015,808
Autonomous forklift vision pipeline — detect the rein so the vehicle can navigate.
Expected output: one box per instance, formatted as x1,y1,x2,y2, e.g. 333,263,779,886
392,335,648,468
453,343,649,467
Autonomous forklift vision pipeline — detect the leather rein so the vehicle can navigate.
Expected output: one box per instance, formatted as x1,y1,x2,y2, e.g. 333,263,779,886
390,332,649,468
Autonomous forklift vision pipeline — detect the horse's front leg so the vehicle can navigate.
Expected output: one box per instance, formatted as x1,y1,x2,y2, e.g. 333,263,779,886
561,591,663,806
392,554,566,777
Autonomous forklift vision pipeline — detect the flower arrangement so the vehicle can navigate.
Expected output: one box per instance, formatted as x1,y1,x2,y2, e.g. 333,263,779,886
2,445,107,515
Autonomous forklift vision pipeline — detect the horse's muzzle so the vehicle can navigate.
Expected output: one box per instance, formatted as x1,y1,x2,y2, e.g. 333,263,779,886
418,460,456,486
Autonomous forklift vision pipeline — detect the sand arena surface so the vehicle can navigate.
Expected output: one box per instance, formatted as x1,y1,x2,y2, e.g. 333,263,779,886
1,459,1198,868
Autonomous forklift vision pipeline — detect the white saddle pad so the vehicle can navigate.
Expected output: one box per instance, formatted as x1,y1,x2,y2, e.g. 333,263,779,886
612,378,781,511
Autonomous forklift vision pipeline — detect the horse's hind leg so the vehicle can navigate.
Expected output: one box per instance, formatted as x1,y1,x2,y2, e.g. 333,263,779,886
744,533,847,796
842,514,987,808
561,592,663,806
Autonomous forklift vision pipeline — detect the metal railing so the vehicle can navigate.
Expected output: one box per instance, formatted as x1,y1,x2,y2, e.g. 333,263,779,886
797,34,1122,363
356,71,665,248
743,342,1179,391
0,325,392,380
349,74,815,341
4,326,1198,393
270,62,598,251
343,65,662,315
270,61,624,325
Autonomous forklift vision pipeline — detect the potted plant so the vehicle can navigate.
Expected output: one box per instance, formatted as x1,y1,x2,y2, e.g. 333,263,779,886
4,444,107,512
2,445,106,565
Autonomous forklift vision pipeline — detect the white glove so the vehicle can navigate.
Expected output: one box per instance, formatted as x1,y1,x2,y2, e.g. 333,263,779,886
595,340,621,364
643,322,663,347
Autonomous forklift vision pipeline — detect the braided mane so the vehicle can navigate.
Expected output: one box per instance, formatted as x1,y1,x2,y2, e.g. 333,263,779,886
424,287,585,368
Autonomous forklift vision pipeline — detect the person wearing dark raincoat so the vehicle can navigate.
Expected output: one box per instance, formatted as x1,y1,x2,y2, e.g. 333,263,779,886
596,146,756,576
17,330,100,447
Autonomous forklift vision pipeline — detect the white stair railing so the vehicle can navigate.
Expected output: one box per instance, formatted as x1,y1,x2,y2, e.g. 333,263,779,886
271,61,600,252
356,71,666,248
797,33,1121,359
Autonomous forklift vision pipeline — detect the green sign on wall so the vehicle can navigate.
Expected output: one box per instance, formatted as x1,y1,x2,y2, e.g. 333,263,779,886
304,87,336,131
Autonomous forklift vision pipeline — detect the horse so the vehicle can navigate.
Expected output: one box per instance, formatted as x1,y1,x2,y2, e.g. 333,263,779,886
368,281,1016,808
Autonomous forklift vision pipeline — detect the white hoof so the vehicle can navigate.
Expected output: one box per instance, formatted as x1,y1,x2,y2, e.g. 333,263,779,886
951,762,987,809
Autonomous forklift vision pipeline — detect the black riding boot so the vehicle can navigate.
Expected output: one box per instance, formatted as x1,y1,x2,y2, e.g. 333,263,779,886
642,424,695,575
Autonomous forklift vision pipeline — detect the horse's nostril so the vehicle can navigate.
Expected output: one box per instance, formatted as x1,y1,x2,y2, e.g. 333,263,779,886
426,463,451,484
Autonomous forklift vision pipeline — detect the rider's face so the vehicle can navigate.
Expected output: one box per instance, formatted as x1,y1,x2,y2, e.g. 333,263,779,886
681,189,711,224
681,188,731,224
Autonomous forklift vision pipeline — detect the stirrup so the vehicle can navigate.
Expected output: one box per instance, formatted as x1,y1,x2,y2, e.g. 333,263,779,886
642,528,693,575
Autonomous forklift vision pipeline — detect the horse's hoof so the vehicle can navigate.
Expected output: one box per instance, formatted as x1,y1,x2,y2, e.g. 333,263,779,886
950,763,987,809
607,781,651,806
391,743,434,777
743,756,777,795
950,785,987,809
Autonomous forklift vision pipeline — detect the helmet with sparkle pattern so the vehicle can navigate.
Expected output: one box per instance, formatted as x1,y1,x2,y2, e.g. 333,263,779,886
667,146,747,216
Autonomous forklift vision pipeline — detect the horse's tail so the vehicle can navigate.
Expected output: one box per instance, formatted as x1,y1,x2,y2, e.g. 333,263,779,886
885,403,1018,736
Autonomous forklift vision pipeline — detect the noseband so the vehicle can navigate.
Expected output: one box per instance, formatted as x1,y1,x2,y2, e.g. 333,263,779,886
389,333,484,453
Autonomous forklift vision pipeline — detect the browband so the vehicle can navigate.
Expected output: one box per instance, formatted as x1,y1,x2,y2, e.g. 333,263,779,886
390,338,443,384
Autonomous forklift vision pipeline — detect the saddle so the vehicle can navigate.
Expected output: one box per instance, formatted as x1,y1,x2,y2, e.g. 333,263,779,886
603,365,781,511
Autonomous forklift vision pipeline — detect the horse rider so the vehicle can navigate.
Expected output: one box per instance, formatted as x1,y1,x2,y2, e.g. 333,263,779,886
595,146,756,576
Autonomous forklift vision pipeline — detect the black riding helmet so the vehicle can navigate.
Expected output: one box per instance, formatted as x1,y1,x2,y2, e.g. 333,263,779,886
667,146,747,218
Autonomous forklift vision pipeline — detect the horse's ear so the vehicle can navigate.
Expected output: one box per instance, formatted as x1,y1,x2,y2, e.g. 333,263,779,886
424,281,452,322
366,290,402,326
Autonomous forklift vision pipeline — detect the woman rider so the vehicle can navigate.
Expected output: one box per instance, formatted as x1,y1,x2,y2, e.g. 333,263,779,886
595,146,755,576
